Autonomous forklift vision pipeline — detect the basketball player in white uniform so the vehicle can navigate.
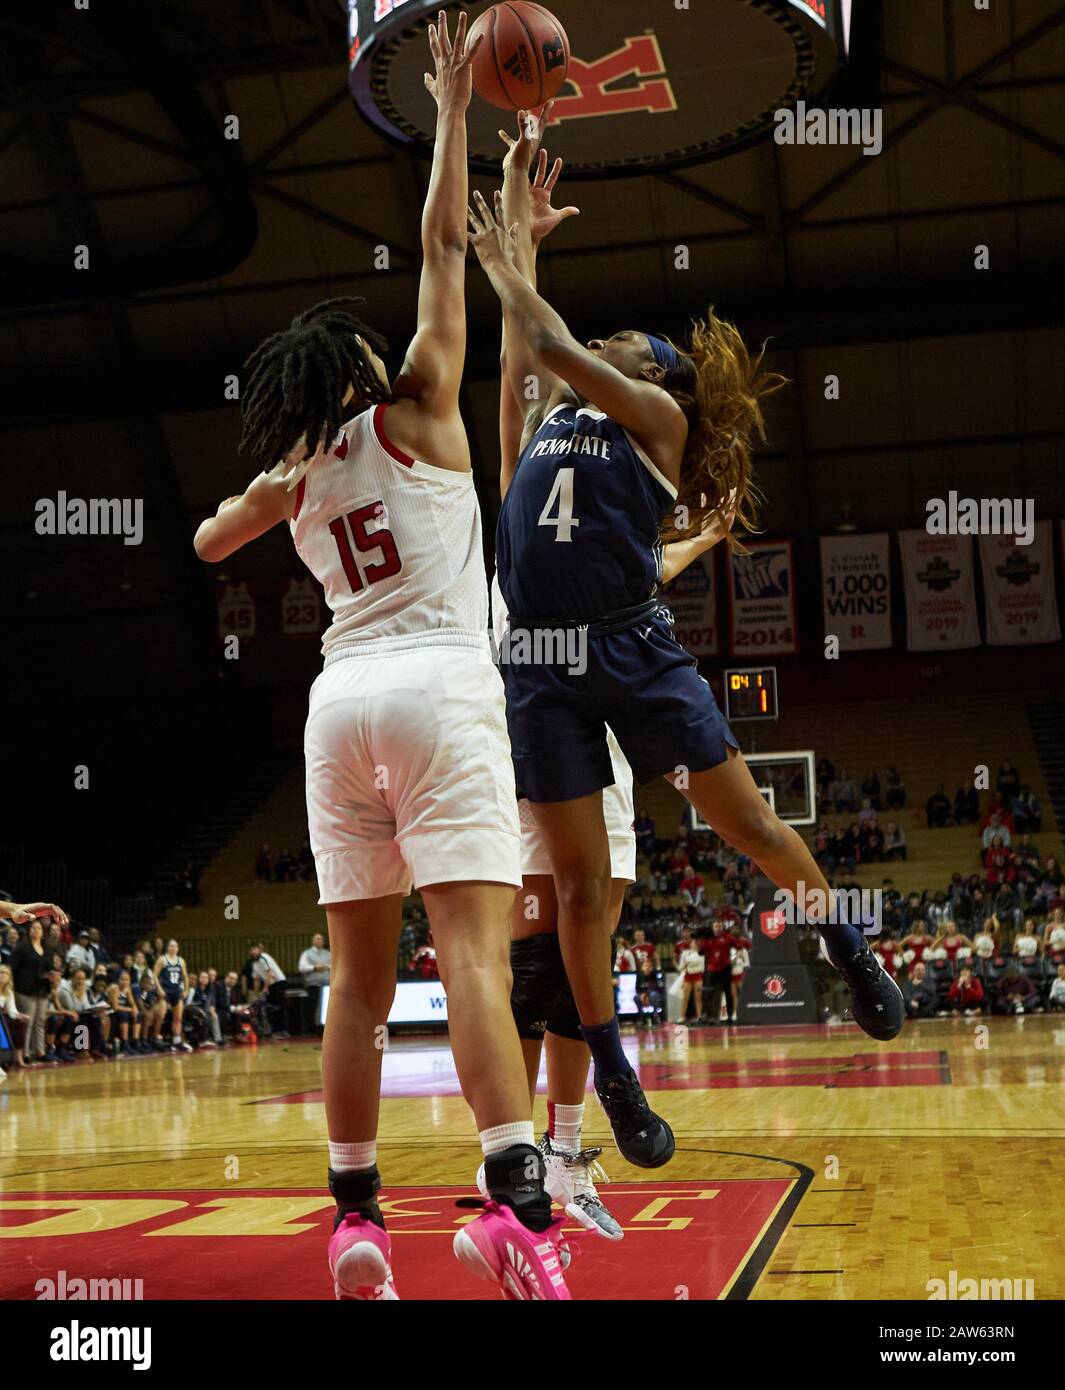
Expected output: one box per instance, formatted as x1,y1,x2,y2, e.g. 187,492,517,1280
193,12,569,1303
479,122,734,1241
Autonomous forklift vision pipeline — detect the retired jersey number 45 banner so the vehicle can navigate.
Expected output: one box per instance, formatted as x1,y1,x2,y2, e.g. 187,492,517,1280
727,540,798,656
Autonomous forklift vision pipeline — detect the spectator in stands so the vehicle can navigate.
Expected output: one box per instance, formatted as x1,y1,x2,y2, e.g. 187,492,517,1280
815,757,835,801
857,797,876,829
107,970,142,1055
861,770,881,811
883,821,907,862
614,936,637,973
87,928,110,968
1042,910,1065,958
413,938,439,980
1013,833,1041,892
981,812,1012,850
299,932,331,987
12,920,51,1063
1,925,18,967
901,922,934,967
57,968,107,1058
995,759,1022,809
45,968,79,1063
953,782,980,825
926,784,951,828
830,825,856,876
1012,919,1041,959
254,843,273,881
65,930,96,977
274,848,297,883
634,808,656,858
678,864,705,907
812,819,832,869
297,838,315,882
1048,964,1065,1012
860,816,884,862
192,971,223,1047
1012,786,1041,834
972,918,998,962
1031,857,1064,915
672,927,705,1024
630,928,657,970
947,966,985,1017
0,963,30,1067
995,965,1036,1015
829,769,857,813
635,954,664,1028
175,861,202,909
884,766,906,811
134,970,166,1050
223,970,256,1038
983,835,1015,888
902,962,937,1019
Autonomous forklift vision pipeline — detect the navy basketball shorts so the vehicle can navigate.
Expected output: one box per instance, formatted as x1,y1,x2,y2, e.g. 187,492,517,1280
162,986,183,1007
501,609,739,804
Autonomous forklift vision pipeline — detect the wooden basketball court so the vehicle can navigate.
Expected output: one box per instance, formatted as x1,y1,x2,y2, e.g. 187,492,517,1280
3,1016,1062,1301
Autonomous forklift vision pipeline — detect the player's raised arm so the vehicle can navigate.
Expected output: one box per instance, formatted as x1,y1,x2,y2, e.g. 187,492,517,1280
468,191,687,481
384,11,481,467
498,144,579,495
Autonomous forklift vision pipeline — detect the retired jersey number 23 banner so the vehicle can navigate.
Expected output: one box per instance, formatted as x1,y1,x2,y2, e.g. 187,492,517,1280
727,540,798,656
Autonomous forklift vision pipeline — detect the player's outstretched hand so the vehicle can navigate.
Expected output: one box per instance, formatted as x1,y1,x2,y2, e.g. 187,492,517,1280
424,10,482,111
10,901,69,927
467,189,517,273
529,149,579,246
499,101,555,172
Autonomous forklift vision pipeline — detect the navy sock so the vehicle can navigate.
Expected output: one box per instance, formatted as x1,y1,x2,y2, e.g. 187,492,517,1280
818,920,864,960
580,1016,629,1082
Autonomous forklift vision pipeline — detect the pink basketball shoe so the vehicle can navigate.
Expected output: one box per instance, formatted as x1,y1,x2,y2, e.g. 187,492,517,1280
453,1201,571,1300
327,1212,399,1300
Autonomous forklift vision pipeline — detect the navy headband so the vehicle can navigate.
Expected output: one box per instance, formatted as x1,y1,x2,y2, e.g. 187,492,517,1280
645,333,682,386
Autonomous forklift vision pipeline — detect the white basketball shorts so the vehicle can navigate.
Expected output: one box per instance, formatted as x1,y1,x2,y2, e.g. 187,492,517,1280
518,728,637,883
304,641,522,903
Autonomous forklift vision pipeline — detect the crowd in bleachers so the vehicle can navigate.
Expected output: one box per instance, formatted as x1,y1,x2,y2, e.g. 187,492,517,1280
608,752,1065,1026
0,905,334,1069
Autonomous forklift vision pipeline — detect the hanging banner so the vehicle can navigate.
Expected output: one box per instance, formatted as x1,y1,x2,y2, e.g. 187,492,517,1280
727,540,798,656
662,551,719,656
281,577,323,638
819,532,892,651
979,521,1061,646
217,580,256,641
898,531,979,651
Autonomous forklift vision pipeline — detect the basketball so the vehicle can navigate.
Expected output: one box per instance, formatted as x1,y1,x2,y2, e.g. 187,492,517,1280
469,2,570,111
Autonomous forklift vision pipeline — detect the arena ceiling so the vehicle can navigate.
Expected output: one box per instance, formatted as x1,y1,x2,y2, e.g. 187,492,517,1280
3,0,1065,681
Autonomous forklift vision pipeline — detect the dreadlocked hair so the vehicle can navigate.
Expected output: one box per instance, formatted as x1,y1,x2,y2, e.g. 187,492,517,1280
656,310,788,552
239,297,391,469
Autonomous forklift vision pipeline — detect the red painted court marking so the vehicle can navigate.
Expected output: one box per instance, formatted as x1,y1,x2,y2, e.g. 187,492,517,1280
0,1182,792,1301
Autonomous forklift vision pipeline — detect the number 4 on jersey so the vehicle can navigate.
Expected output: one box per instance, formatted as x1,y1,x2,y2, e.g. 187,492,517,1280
538,467,580,543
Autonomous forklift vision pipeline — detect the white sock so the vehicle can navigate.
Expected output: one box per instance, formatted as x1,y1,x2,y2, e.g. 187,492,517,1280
329,1139,377,1172
548,1102,584,1156
479,1121,535,1157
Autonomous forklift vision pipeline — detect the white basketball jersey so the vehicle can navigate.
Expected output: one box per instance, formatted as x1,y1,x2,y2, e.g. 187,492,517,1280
290,404,489,657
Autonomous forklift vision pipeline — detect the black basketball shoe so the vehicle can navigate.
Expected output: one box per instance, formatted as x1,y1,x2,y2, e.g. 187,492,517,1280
595,1067,675,1168
827,937,904,1041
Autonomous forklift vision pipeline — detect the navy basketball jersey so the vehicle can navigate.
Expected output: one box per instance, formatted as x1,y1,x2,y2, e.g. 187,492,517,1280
497,402,676,622
160,958,183,989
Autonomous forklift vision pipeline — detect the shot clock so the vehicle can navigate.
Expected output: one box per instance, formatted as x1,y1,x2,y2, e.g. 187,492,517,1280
723,667,779,722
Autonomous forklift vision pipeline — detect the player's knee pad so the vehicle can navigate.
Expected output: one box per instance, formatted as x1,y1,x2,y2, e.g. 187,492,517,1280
509,933,569,1040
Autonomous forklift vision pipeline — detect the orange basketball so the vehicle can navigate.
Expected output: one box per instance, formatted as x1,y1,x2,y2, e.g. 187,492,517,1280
469,2,570,111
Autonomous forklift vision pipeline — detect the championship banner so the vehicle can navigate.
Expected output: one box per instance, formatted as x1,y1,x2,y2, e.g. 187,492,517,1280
280,577,322,639
727,540,798,657
898,531,979,651
216,580,255,641
662,551,719,656
979,521,1061,646
819,532,892,651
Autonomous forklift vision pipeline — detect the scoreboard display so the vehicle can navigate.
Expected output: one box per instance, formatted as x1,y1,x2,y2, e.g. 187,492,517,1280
724,666,779,722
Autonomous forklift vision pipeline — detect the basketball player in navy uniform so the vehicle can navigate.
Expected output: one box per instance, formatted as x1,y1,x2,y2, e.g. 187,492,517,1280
153,939,192,1052
467,141,904,1165
484,127,740,1228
